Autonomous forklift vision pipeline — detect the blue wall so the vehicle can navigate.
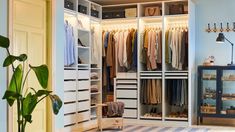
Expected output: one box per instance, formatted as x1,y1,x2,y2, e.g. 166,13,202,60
0,0,8,132
196,0,235,66
54,0,65,130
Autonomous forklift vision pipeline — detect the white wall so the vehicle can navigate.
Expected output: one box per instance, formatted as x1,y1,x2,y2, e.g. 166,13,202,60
0,0,8,132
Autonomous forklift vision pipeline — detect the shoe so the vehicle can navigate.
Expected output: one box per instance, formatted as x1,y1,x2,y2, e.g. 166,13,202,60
78,57,82,64
78,38,86,47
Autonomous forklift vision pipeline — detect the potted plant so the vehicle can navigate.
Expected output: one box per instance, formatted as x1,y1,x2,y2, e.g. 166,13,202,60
0,35,62,132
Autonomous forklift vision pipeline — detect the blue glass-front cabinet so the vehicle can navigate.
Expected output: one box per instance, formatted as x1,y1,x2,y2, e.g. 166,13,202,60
198,66,235,124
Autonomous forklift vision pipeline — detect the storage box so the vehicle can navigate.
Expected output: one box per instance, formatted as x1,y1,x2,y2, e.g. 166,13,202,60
227,110,235,114
169,4,184,15
91,9,99,18
64,0,74,10
102,12,112,19
112,11,125,18
78,5,87,14
125,8,137,18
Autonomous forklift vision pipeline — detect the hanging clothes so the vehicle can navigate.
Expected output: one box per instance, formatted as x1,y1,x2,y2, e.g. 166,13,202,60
141,28,162,71
91,27,100,65
64,21,75,66
166,79,188,106
165,27,188,70
141,79,162,105
102,28,138,94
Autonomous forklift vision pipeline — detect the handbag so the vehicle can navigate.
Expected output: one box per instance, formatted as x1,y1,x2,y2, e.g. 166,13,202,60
144,6,161,16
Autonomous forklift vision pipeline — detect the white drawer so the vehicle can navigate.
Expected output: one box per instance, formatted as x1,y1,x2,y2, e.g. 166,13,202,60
64,92,76,102
64,103,76,114
77,91,89,101
64,114,76,126
117,99,137,108
78,70,89,79
117,90,137,98
64,70,76,80
64,81,76,91
78,81,90,90
77,101,89,111
123,109,137,118
78,111,90,122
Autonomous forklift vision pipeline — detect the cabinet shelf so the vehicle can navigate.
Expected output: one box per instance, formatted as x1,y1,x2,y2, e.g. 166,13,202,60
198,65,235,123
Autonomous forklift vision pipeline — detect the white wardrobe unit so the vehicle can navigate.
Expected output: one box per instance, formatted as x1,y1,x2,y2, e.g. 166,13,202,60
64,0,102,131
63,0,196,131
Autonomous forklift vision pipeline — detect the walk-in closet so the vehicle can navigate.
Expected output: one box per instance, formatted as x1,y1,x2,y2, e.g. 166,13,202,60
63,0,196,131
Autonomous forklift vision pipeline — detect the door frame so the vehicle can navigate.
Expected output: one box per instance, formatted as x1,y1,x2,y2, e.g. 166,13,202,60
8,0,56,131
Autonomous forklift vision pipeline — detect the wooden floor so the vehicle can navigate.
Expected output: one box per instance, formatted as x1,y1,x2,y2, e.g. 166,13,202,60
87,125,235,132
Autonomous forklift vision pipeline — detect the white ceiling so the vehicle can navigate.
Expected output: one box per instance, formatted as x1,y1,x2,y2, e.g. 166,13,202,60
90,0,162,5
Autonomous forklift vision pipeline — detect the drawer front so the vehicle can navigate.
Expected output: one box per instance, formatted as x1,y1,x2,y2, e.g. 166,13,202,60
78,81,90,90
64,114,76,126
64,70,76,80
117,90,137,98
64,103,76,114
64,92,76,102
78,91,89,101
123,109,137,118
78,101,89,111
64,81,76,91
78,70,89,79
117,99,137,108
78,111,90,122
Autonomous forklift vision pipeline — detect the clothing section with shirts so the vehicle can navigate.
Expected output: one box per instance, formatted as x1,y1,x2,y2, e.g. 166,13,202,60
165,25,188,70
102,26,138,102
62,0,196,130
141,79,162,105
166,79,188,119
102,28,138,73
64,21,76,66
141,28,162,71
140,79,162,119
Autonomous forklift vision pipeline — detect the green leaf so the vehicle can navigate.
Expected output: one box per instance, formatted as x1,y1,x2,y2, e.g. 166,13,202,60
49,95,62,115
36,90,52,97
9,64,23,93
2,90,20,106
0,35,9,48
18,54,27,61
22,93,37,120
3,54,27,67
29,65,48,89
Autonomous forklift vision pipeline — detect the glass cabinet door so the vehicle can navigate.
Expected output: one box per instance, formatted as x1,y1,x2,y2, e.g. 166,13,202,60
200,70,217,114
221,70,235,115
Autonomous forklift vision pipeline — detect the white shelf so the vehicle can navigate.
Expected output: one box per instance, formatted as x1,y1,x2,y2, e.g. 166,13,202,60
91,16,101,22
140,116,162,120
164,14,188,18
78,28,90,32
64,8,77,16
78,64,89,66
91,105,98,108
91,68,101,70
91,79,100,82
77,46,90,49
165,117,188,121
91,92,101,95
